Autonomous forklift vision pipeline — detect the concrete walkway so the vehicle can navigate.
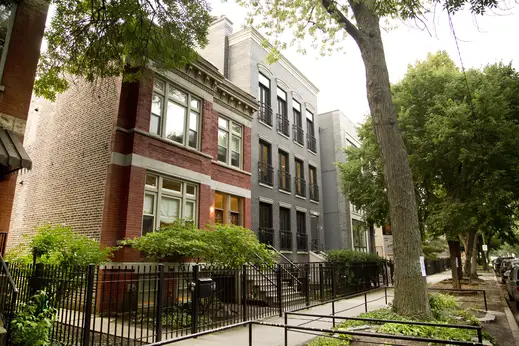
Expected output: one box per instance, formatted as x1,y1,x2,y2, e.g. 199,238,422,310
163,271,449,346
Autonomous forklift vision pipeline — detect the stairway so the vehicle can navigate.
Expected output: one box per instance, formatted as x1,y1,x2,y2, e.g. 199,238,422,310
246,269,306,307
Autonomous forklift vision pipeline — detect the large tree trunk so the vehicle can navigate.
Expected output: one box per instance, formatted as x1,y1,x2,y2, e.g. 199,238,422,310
470,232,478,279
448,240,461,289
349,2,431,319
464,230,477,278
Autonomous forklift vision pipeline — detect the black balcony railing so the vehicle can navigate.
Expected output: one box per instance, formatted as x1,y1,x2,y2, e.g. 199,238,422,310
307,134,316,152
292,124,304,145
280,230,292,251
278,170,291,192
310,183,319,201
295,177,306,197
258,227,275,246
258,162,273,186
277,114,290,137
259,103,273,126
296,233,308,251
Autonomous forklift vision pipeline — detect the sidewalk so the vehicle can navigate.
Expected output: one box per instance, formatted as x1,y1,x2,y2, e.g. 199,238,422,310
165,271,449,346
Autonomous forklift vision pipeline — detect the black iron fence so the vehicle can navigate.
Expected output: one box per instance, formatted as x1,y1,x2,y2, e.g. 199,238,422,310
259,103,273,126
277,114,290,137
258,162,273,186
0,261,391,346
425,258,451,275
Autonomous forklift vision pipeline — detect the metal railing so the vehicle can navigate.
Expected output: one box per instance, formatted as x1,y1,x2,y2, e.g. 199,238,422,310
292,124,304,145
309,183,319,201
259,103,273,126
428,288,488,311
296,233,308,251
279,231,292,251
310,239,325,253
277,114,290,136
278,170,291,192
258,162,273,186
295,177,306,197
307,134,316,152
0,254,18,343
258,227,275,246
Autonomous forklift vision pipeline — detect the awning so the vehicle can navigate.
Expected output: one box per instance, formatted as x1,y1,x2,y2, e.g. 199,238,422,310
0,128,32,171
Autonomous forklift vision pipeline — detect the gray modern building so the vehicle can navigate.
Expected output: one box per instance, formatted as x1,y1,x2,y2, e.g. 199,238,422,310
319,110,375,253
201,17,324,262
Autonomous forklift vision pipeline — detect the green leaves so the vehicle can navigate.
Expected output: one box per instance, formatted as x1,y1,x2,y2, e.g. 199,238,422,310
34,0,212,100
123,220,277,267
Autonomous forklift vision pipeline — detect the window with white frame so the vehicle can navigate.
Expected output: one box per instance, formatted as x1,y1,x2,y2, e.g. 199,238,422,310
217,116,242,168
0,3,15,83
150,79,201,149
142,173,198,235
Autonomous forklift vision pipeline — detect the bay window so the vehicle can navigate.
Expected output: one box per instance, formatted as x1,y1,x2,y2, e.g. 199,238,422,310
142,173,198,235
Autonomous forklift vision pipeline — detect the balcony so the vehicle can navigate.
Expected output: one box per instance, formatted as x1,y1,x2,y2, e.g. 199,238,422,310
310,183,319,201
297,233,308,251
280,230,292,251
292,124,304,145
277,114,290,137
258,162,273,186
258,227,275,246
307,134,316,153
259,103,273,126
278,170,291,192
295,177,306,197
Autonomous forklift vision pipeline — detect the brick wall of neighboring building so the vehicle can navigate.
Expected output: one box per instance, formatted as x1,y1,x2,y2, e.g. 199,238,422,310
8,78,122,248
0,0,49,234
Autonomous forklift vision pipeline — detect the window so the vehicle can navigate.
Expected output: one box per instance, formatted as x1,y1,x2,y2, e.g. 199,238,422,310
259,202,274,246
279,207,292,251
0,3,15,83
214,192,243,225
293,100,304,145
295,158,306,197
259,140,273,186
277,87,290,136
151,79,201,149
218,116,242,168
258,73,272,125
278,150,290,192
306,110,316,152
142,173,198,235
309,165,319,201
353,220,368,252
296,211,308,251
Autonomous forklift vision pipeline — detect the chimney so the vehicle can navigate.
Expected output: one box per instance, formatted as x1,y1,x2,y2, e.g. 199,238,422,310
199,16,233,77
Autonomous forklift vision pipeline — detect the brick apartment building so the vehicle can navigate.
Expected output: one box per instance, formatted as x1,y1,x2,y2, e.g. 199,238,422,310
8,59,258,262
0,0,48,237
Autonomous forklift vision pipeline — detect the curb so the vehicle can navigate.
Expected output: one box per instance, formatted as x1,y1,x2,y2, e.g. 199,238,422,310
491,271,519,346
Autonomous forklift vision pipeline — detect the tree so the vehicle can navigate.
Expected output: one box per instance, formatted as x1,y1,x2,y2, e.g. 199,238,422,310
236,0,501,318
13,0,212,101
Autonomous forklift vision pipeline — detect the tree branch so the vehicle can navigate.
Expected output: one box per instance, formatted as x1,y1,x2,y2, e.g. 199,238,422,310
321,0,360,43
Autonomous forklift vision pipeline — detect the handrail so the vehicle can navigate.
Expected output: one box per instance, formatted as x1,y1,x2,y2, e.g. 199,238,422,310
266,246,302,287
0,255,18,294
247,260,277,287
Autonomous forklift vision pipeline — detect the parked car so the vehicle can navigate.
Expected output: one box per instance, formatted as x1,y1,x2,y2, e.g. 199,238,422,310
494,256,514,273
506,265,519,308
500,259,519,283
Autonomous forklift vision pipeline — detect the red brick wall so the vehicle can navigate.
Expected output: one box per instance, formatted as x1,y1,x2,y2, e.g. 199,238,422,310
201,100,217,158
0,174,17,232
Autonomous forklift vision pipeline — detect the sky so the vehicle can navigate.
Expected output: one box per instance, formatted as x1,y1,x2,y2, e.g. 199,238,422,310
210,1,519,124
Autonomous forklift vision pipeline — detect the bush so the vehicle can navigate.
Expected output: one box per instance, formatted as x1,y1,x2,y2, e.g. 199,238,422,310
123,220,277,266
6,224,116,266
326,250,384,264
11,291,57,346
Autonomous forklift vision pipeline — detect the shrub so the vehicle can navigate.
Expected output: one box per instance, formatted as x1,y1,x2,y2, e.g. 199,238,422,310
11,291,57,346
123,220,277,266
326,250,384,264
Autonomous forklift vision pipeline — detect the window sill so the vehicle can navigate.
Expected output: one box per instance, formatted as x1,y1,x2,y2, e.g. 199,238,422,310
279,189,291,195
211,160,252,176
259,120,273,129
120,127,214,160
294,141,305,149
280,250,293,254
297,251,309,255
308,149,317,155
259,182,274,189
310,199,320,204
277,131,290,140
295,195,307,200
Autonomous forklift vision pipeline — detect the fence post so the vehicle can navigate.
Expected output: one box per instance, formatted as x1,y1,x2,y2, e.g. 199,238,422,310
284,313,288,346
318,264,324,301
30,263,44,295
276,264,283,316
305,263,310,306
483,290,488,311
191,265,199,335
155,264,164,342
242,265,248,322
384,286,388,305
364,292,368,312
331,262,337,300
82,264,95,346
249,322,253,346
